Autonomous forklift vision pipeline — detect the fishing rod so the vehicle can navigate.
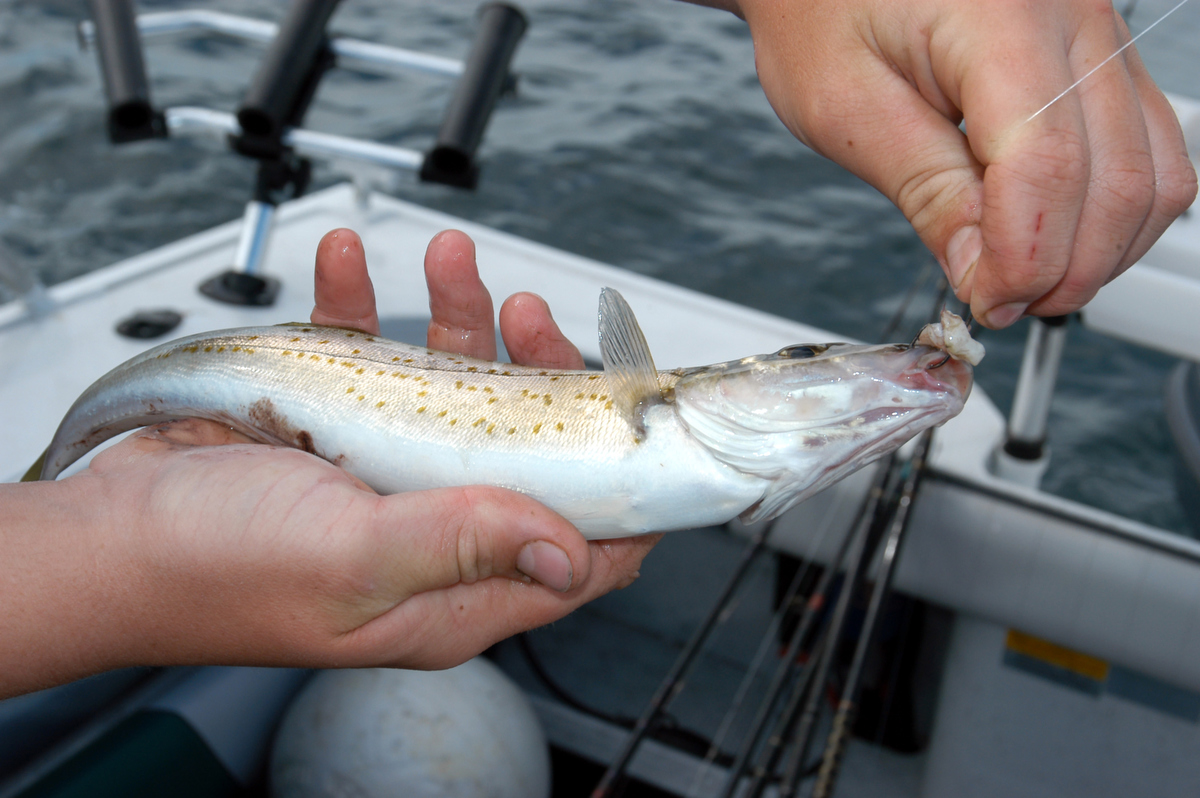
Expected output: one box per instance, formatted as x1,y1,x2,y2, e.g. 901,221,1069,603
808,430,933,798
716,453,896,798
589,522,772,798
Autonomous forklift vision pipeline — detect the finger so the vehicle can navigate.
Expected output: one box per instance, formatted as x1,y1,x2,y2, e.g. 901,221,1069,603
341,518,660,669
499,293,586,370
311,229,380,335
376,485,592,600
1105,40,1198,271
981,10,1155,321
424,230,498,360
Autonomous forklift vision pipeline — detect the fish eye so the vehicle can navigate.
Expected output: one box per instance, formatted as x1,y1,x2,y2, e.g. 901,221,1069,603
776,344,829,359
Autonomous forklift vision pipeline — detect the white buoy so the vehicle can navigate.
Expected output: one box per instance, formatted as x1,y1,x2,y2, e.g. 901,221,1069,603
270,659,550,798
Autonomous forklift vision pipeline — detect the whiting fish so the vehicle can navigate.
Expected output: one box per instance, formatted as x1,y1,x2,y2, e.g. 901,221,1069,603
23,291,979,539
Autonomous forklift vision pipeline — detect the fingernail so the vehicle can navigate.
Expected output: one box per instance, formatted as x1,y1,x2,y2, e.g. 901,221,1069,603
517,541,573,592
982,301,1027,329
946,226,982,290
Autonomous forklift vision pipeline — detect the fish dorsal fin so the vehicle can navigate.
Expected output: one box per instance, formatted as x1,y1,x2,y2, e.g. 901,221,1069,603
599,288,661,434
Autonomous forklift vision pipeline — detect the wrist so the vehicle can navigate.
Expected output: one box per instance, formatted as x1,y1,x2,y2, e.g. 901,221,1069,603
0,475,142,697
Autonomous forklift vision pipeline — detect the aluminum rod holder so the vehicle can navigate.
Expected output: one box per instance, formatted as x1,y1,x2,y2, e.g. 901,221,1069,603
79,10,465,78
1005,315,1069,459
164,107,423,171
420,3,528,189
86,0,163,143
232,200,276,276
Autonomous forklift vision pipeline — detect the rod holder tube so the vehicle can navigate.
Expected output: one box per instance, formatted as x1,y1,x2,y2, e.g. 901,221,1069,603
420,3,528,189
86,0,161,142
1004,315,1069,460
232,201,276,276
237,0,343,143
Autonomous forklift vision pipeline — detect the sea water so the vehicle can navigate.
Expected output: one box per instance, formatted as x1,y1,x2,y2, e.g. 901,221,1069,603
0,0,1195,534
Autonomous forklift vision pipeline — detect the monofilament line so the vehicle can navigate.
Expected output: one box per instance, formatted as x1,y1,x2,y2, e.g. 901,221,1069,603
1026,0,1192,123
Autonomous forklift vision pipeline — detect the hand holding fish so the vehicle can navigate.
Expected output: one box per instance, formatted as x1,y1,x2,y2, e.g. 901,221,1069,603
714,0,1198,327
0,229,655,698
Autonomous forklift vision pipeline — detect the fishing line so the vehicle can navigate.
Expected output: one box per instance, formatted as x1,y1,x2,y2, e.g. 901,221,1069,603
1025,0,1192,124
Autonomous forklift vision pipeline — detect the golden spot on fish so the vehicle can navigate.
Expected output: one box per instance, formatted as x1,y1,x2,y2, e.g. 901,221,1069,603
404,358,414,364
327,358,336,364
550,376,560,381
392,357,401,362
417,391,427,397
318,339,330,344
282,350,292,356
377,401,386,408
521,389,529,397
473,418,486,428
345,332,355,338
426,350,434,356
456,381,464,390
502,371,512,376
543,396,552,406
290,337,300,343
486,424,495,435
355,368,364,375
601,395,608,401
417,406,427,413
590,394,597,400
232,347,241,352
487,369,497,374
352,349,361,354
296,353,304,358
346,387,355,394
483,387,493,394
539,371,548,376
467,386,477,392
588,375,599,381
376,370,385,376
341,361,353,368
533,423,542,434
204,346,213,352
467,366,477,372
217,346,225,352
301,328,313,333
556,422,565,432
605,400,613,410
487,397,498,404
357,395,365,402
449,418,458,426
575,393,585,400
438,410,448,417
508,427,516,435
310,355,319,361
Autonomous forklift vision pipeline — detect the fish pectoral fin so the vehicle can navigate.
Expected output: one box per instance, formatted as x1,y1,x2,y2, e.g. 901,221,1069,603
598,288,661,434
20,448,47,482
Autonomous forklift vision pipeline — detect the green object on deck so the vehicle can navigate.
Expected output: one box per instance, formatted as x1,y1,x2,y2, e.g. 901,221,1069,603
17,710,241,798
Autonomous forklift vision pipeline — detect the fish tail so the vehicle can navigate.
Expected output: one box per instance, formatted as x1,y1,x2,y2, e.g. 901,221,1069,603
20,448,48,482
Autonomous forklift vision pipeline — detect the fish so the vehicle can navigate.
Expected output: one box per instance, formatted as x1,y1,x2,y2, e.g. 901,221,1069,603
22,290,976,539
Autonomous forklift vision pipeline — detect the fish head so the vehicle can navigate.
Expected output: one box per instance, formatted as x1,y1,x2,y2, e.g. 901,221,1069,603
671,341,972,522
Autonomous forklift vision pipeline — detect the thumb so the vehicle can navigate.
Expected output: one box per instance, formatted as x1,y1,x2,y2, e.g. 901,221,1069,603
377,485,591,598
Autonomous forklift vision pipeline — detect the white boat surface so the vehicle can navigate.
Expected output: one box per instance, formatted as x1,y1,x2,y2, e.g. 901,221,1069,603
3,5,1200,798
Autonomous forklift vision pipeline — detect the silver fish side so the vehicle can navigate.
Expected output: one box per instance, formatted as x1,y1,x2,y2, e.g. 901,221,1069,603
27,297,973,539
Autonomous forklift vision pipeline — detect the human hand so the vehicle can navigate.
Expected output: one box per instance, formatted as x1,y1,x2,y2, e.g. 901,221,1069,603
734,0,1197,327
1,228,656,697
